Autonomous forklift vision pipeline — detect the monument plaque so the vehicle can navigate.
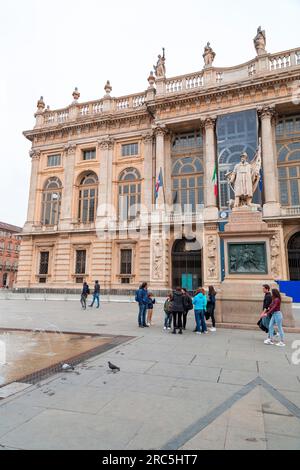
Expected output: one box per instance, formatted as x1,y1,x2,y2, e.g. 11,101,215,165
228,242,267,274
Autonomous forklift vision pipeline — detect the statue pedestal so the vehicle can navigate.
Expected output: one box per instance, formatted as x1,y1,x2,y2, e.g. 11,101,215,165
217,208,295,327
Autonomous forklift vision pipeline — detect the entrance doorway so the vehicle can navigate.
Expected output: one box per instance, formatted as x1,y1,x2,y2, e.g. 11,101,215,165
288,232,300,280
172,238,202,292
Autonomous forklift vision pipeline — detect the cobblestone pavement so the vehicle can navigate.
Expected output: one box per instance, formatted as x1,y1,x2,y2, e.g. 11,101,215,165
0,299,299,450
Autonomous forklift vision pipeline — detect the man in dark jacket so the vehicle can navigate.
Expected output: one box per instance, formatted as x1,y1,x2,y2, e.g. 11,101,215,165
89,280,100,309
135,282,149,328
258,285,273,332
171,287,185,335
81,282,90,310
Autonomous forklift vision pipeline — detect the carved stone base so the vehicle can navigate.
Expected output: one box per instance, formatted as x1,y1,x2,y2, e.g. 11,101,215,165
216,280,295,327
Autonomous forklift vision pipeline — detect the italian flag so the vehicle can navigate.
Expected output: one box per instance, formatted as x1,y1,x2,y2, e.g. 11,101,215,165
212,165,218,198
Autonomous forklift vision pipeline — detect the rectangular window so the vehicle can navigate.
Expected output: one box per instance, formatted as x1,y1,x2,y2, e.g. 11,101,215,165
121,143,139,157
83,149,96,161
39,252,49,275
76,250,86,274
47,154,61,167
120,249,132,275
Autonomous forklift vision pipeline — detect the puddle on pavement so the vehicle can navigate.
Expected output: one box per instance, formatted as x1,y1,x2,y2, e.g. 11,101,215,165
0,329,130,388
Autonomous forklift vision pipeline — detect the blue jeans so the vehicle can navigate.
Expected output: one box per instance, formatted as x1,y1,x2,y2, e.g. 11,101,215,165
195,310,207,333
164,313,172,328
90,293,100,308
138,303,147,326
269,312,284,341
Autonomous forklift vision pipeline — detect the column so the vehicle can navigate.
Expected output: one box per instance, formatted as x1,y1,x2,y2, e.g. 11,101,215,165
259,105,281,217
97,137,115,217
59,143,76,230
153,124,167,208
142,132,154,213
203,117,219,221
24,149,41,232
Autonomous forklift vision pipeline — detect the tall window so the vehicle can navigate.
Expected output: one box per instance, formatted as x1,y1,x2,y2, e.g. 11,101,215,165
75,250,86,274
39,251,49,283
217,110,258,209
120,249,132,275
172,157,204,211
39,252,49,275
118,168,141,220
277,115,300,207
41,177,62,226
78,173,98,223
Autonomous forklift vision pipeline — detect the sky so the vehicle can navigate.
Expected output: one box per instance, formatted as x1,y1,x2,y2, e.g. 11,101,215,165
0,0,299,227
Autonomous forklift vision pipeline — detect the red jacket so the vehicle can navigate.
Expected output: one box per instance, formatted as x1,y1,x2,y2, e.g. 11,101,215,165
267,298,281,316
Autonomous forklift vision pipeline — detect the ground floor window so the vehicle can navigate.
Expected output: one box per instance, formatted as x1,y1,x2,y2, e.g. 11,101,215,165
76,250,86,275
39,252,49,283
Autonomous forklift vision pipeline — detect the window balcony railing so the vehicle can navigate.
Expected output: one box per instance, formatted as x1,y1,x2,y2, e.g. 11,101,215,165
281,205,300,216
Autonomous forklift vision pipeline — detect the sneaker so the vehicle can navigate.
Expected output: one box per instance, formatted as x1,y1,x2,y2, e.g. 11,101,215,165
196,332,202,335
172,330,177,335
203,331,208,334
167,327,172,330
163,327,167,331
210,328,217,332
276,342,286,348
264,339,274,345
178,330,183,335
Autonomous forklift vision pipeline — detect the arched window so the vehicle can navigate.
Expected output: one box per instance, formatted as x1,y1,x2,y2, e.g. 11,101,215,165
288,232,300,280
41,177,62,226
78,173,98,223
118,168,141,220
172,157,204,211
276,116,300,207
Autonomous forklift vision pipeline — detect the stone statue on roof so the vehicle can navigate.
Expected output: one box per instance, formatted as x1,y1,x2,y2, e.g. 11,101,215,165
154,48,166,78
254,26,267,56
203,42,216,67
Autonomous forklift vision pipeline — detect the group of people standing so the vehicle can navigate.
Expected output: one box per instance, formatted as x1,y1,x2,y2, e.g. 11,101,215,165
136,283,217,334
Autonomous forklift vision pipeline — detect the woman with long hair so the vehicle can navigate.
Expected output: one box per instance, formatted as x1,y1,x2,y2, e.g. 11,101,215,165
264,289,285,347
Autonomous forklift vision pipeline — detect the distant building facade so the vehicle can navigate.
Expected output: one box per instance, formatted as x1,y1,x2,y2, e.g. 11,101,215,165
17,29,300,292
0,222,22,288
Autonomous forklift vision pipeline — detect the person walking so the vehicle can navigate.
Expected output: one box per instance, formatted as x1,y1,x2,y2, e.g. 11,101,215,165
89,280,100,309
258,284,273,334
182,288,193,330
193,288,208,335
135,282,149,328
264,289,286,347
207,286,217,332
146,293,156,326
80,282,90,310
171,287,185,335
163,293,173,331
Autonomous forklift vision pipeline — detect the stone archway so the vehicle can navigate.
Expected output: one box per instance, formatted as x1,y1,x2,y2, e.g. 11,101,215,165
172,238,202,292
288,232,300,280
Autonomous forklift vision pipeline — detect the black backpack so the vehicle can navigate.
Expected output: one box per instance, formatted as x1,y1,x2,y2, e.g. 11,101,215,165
183,295,193,311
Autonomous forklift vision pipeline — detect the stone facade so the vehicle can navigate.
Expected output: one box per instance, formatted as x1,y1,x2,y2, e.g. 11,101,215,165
0,222,22,288
17,31,300,292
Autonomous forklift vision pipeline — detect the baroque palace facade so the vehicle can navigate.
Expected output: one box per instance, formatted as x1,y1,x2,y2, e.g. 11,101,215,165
17,29,300,293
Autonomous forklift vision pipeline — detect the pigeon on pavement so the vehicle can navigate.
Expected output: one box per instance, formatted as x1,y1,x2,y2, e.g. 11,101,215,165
108,361,120,372
62,363,75,371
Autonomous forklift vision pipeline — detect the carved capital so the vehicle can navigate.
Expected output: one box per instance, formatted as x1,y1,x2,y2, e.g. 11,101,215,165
141,132,154,144
98,137,114,151
64,143,77,155
257,105,277,121
203,116,217,131
152,124,167,138
29,149,41,160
